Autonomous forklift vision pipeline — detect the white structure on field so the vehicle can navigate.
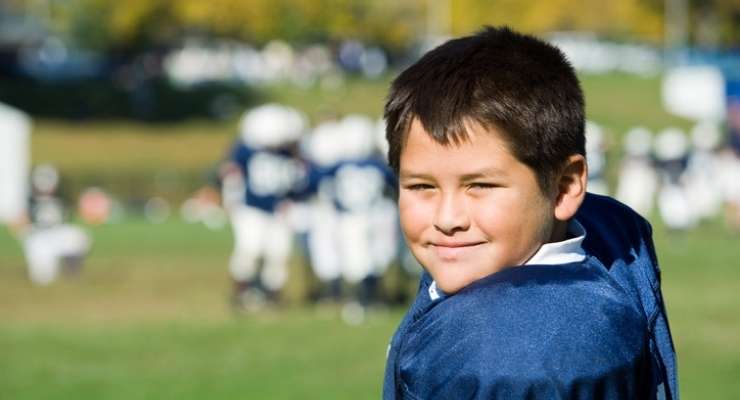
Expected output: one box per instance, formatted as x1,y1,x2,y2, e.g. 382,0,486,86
0,102,31,225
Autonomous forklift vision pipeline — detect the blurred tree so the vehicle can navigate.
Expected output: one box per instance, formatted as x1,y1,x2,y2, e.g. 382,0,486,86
171,0,424,50
691,0,739,47
14,0,739,51
35,0,179,51
449,0,664,43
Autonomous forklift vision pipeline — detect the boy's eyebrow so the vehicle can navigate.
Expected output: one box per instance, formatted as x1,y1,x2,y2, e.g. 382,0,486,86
399,167,506,181
459,168,506,180
398,171,434,181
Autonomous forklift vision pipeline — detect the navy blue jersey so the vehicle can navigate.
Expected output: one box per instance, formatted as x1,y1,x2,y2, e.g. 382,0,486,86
383,193,677,400
578,193,678,399
333,158,395,212
229,141,307,212
310,157,396,212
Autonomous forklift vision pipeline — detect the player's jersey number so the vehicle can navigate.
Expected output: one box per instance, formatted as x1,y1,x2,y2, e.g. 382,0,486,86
335,164,384,211
247,152,303,197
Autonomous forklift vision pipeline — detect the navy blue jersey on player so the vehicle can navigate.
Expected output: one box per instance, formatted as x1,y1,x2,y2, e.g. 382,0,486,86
309,156,396,213
383,193,678,400
331,157,395,212
229,140,307,213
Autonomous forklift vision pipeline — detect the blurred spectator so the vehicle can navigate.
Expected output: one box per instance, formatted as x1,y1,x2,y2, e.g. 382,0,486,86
165,39,342,88
685,120,724,223
729,83,740,155
616,126,658,217
717,147,740,230
78,187,113,225
654,128,695,230
720,84,740,228
585,120,609,195
23,164,91,285
180,185,228,230
548,33,661,76
144,197,171,224
662,66,726,122
0,103,90,285
338,40,388,78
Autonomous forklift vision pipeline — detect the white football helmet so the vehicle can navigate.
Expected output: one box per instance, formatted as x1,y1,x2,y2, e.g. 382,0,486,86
239,103,307,148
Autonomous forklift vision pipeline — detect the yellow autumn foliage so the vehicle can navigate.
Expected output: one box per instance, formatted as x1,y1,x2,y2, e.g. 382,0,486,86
12,0,738,49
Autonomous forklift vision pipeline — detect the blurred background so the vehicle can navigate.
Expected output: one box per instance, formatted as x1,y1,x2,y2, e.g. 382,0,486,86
0,0,738,398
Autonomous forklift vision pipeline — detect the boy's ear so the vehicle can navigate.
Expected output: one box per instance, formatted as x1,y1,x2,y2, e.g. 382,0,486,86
553,154,587,222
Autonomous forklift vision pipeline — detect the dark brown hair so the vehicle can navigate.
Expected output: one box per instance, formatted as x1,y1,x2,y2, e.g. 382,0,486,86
384,26,585,193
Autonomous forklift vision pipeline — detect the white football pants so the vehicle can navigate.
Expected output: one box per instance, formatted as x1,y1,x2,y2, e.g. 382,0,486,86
228,205,292,291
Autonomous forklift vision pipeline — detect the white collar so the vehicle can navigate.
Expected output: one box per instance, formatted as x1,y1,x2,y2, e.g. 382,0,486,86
428,219,587,301
525,219,586,266
428,280,442,300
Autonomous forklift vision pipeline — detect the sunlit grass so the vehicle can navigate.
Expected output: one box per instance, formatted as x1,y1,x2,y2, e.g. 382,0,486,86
1,215,738,398
3,73,738,398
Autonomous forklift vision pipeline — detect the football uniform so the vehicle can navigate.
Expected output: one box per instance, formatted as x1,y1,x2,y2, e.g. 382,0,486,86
383,193,678,400
304,116,398,304
226,140,307,292
332,157,397,284
617,127,658,217
585,120,609,195
225,103,308,298
654,128,694,230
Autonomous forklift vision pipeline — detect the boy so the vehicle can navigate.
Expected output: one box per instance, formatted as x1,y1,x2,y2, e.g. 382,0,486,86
382,27,677,399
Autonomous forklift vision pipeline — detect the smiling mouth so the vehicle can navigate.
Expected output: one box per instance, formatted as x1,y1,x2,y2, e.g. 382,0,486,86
430,242,485,260
431,242,485,248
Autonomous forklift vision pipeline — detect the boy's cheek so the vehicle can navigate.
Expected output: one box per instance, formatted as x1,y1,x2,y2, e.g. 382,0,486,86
398,197,431,237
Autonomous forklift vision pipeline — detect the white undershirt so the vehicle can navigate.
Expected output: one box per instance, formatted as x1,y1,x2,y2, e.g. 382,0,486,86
428,219,587,300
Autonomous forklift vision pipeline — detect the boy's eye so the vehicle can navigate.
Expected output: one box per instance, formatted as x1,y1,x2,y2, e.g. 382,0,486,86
468,182,497,190
405,183,434,191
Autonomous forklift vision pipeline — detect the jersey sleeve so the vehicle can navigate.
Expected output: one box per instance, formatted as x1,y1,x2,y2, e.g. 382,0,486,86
228,140,250,172
577,193,678,400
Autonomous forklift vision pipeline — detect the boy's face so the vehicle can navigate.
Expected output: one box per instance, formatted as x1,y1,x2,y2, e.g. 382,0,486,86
398,119,556,294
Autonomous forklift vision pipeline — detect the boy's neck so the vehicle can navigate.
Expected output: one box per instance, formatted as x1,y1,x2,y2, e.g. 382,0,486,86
548,219,570,243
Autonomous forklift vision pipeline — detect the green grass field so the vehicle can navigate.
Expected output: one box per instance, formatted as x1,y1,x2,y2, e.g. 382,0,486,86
0,219,403,399
1,73,738,398
1,217,738,399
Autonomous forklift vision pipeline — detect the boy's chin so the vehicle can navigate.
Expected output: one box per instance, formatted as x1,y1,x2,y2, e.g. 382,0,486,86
433,274,483,295
432,266,511,294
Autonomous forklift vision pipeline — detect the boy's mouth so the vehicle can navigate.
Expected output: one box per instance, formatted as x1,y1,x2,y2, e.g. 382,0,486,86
430,241,486,260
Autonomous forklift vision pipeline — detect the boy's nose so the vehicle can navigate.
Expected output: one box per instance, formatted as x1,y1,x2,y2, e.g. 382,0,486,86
433,192,470,235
